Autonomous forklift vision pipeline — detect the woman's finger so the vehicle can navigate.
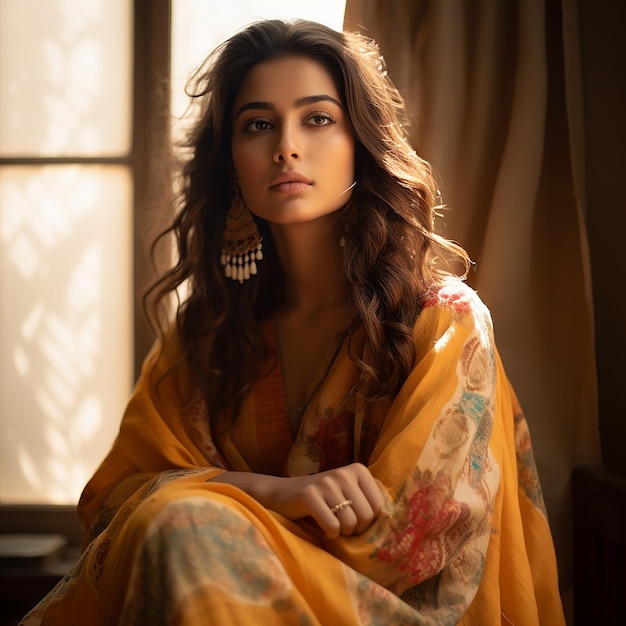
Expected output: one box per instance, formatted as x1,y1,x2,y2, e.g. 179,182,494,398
356,468,385,516
329,498,359,536
345,492,376,535
315,496,343,539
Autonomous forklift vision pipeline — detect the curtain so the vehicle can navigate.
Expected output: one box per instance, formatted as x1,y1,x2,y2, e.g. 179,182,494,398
344,0,602,616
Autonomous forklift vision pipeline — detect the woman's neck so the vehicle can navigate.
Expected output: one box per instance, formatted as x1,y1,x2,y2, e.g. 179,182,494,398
269,216,349,316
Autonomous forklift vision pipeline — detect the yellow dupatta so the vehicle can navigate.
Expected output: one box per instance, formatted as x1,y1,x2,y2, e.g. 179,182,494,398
21,280,564,625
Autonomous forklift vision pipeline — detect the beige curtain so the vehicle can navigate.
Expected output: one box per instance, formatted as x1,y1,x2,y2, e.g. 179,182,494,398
344,0,602,614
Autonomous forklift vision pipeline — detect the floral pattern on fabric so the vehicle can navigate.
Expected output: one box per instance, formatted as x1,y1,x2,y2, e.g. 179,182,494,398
120,497,310,625
421,282,474,315
342,564,438,626
302,405,355,471
360,291,499,615
398,574,468,626
514,410,548,517
373,468,473,583
20,469,219,626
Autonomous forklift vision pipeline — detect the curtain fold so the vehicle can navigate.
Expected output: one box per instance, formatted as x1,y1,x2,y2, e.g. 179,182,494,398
344,0,601,612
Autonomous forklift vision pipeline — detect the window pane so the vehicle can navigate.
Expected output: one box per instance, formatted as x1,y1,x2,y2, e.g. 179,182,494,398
0,165,133,503
0,0,132,157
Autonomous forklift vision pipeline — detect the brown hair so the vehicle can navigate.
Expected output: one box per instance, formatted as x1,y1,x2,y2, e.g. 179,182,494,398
145,19,470,429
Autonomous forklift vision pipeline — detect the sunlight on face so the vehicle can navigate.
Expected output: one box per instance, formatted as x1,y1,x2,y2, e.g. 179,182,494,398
231,56,355,225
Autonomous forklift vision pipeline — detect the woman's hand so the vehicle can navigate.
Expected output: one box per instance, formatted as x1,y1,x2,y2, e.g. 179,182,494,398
209,463,385,539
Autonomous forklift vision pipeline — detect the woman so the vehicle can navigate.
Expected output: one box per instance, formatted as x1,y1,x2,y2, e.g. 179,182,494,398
22,19,565,625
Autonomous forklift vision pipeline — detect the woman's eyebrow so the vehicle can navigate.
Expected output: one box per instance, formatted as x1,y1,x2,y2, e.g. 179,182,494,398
294,94,342,108
235,101,273,119
234,94,342,120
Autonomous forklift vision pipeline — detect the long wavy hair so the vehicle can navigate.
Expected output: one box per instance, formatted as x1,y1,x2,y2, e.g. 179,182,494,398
146,19,470,430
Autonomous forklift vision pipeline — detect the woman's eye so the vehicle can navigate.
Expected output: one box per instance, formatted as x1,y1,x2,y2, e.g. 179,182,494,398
306,112,335,126
243,119,272,132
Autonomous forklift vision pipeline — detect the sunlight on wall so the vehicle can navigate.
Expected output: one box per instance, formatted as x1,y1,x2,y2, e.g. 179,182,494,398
0,0,132,504
0,166,132,503
0,0,131,157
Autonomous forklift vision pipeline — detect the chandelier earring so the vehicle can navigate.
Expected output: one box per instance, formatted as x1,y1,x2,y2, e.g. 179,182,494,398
220,189,263,284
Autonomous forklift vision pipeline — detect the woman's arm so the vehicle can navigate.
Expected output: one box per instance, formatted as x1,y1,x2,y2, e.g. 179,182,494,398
208,462,384,539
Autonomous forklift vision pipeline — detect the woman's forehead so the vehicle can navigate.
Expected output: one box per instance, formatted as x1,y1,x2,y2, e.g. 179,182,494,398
233,56,341,111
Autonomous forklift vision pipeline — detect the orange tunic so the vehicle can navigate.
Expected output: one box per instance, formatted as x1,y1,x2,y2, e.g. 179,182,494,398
21,280,565,625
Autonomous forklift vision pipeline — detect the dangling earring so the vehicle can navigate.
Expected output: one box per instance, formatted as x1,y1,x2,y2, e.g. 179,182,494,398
220,191,263,284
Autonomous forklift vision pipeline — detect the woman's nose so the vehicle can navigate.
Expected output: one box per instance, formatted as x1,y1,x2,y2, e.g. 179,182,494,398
273,125,301,163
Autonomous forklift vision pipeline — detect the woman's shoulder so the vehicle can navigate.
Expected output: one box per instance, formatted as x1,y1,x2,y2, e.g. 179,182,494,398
420,277,482,311
416,278,494,335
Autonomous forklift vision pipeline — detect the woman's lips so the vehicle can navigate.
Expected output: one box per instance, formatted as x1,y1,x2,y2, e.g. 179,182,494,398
270,181,312,194
269,171,312,194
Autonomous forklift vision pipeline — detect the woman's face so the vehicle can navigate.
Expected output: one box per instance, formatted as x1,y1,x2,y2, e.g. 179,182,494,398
231,55,355,225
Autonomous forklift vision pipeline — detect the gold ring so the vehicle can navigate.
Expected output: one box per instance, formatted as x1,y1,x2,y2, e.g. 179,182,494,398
330,499,353,515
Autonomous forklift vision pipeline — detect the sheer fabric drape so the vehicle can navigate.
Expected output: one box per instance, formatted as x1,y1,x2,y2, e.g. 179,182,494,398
344,0,601,610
